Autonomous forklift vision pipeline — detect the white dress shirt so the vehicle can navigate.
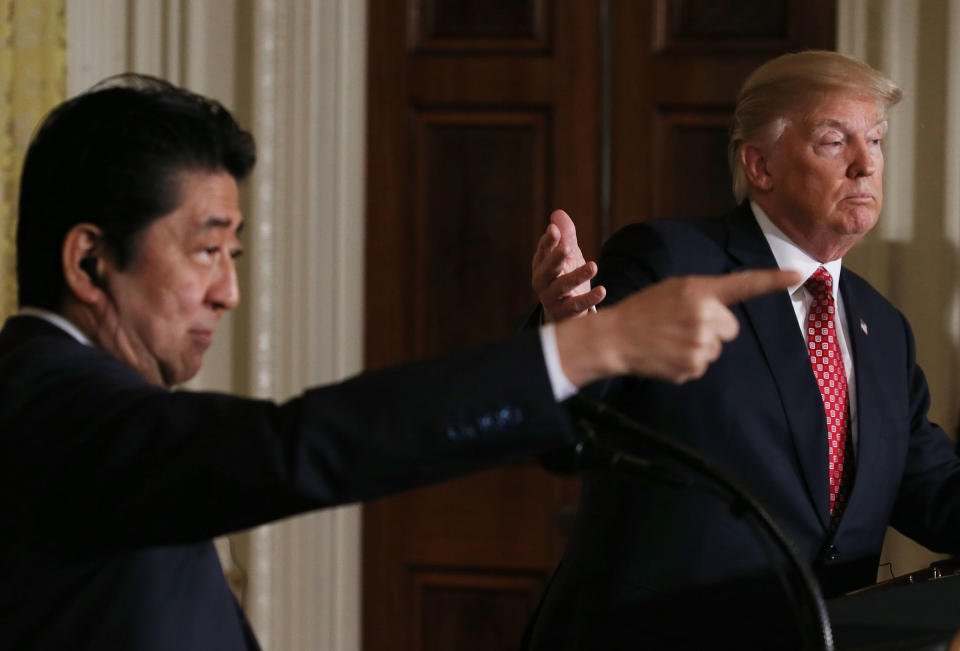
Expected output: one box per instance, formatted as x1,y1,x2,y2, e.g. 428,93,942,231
18,306,92,346
540,323,578,401
751,201,858,447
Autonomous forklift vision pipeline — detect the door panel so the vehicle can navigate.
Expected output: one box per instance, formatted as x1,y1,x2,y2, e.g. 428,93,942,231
611,0,836,230
413,111,548,353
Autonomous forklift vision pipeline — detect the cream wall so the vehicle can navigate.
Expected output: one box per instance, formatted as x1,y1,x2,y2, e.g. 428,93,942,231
66,1,365,649
839,0,960,579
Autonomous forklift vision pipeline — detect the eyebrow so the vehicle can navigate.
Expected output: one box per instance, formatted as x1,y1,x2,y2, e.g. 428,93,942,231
196,216,244,235
813,117,887,131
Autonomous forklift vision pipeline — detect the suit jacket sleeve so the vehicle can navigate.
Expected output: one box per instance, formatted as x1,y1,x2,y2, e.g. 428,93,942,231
3,325,573,554
885,309,960,551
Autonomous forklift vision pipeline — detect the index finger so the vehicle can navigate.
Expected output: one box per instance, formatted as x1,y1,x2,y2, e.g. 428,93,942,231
699,269,802,305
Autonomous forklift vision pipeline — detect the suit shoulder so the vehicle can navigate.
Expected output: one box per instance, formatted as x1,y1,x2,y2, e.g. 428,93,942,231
1,321,136,376
606,215,725,247
601,215,729,275
841,268,903,315
0,318,150,410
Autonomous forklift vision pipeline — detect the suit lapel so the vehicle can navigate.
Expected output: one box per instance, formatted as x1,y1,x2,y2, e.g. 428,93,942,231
836,273,879,530
725,205,831,530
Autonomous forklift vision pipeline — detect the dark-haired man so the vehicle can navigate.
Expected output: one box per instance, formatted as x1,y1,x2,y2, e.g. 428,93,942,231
524,50,960,649
0,76,795,650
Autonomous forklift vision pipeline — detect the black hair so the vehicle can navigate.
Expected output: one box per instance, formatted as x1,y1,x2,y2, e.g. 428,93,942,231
16,73,256,309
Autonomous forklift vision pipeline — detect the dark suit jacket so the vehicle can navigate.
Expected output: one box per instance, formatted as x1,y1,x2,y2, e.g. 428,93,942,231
525,203,960,649
0,316,574,650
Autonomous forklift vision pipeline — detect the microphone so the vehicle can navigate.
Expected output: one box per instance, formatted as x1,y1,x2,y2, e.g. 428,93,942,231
559,395,701,489
538,396,623,474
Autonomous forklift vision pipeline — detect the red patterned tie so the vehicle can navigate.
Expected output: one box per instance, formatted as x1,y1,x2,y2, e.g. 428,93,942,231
804,267,850,519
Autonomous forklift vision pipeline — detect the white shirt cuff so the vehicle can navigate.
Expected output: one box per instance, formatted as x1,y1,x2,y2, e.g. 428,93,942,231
539,323,578,402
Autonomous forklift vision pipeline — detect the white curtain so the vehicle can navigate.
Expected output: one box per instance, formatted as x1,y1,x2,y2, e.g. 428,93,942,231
66,1,365,649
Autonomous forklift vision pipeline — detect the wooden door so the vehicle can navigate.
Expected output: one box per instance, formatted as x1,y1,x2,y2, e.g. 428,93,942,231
363,2,599,649
610,0,836,228
363,2,835,650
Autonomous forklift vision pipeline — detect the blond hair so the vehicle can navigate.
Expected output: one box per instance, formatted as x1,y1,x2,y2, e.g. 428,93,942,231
728,50,902,202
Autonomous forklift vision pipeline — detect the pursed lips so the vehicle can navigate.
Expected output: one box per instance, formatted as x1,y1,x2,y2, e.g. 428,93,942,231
189,327,215,347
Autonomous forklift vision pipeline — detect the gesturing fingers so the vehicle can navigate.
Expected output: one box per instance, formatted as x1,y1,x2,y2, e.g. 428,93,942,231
666,270,796,376
608,269,798,384
701,269,801,306
557,268,799,388
547,285,607,322
531,209,603,323
681,269,798,346
532,209,589,287
532,244,571,294
666,298,734,383
539,261,597,303
531,223,561,273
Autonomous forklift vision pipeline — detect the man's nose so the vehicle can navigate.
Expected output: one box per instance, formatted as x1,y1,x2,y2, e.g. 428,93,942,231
847,139,877,178
210,256,240,311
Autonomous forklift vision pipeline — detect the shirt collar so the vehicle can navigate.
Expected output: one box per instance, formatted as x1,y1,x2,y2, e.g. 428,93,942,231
750,201,843,298
18,306,93,346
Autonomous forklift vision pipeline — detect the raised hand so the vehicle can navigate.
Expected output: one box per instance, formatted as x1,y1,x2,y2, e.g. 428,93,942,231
532,210,606,323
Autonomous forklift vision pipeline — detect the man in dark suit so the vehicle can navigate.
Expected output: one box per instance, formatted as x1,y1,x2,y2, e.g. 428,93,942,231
0,75,795,650
524,51,960,649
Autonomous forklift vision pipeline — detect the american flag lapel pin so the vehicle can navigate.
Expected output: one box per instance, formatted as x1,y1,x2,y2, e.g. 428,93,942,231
860,319,868,335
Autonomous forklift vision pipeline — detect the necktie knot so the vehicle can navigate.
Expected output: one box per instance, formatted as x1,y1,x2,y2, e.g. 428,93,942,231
804,266,833,296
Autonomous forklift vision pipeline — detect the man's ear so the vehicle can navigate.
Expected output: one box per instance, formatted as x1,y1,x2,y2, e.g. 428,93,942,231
741,144,774,193
62,223,108,304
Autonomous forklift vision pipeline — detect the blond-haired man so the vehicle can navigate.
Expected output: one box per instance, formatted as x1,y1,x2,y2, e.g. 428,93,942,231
525,51,957,649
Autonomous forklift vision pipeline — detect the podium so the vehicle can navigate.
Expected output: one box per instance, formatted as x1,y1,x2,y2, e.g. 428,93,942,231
828,571,960,650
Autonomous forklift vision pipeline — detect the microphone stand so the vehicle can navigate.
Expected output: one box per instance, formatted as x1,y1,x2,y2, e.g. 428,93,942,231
567,395,834,651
